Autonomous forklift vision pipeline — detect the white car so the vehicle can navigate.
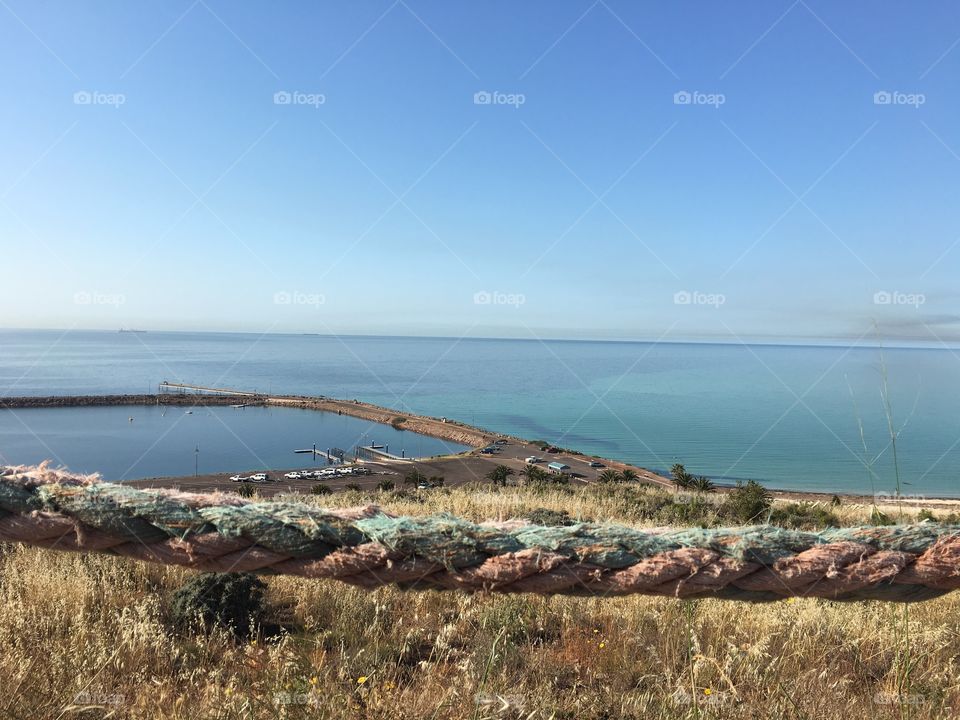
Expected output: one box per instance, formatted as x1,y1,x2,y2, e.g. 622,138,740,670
249,473,269,483
283,472,302,480
525,457,542,464
230,475,247,482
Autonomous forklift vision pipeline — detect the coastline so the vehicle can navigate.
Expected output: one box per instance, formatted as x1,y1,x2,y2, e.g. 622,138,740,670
3,389,958,506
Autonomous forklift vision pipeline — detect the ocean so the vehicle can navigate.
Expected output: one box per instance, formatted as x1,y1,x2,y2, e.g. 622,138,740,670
0,329,957,496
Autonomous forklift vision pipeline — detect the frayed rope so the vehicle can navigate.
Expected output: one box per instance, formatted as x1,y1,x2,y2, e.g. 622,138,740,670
1,464,959,602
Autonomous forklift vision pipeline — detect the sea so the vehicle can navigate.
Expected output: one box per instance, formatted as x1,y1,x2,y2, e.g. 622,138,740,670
0,329,957,496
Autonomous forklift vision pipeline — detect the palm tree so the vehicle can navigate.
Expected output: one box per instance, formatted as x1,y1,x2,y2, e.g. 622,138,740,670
690,475,715,493
598,469,621,484
619,468,639,483
486,465,515,487
521,465,549,486
670,463,693,489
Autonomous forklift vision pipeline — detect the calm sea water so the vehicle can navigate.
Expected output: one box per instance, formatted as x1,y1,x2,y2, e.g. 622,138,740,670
1,329,958,495
0,404,468,481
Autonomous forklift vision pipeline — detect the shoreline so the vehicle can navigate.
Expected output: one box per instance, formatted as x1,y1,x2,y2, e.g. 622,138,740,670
3,390,957,505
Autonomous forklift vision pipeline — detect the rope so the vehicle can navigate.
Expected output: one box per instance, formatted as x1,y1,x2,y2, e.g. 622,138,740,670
1,465,958,602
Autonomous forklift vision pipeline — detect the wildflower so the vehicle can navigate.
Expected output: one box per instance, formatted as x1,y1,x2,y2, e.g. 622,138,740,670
357,676,368,685
386,681,396,690
598,641,606,649
703,688,712,696
309,677,318,686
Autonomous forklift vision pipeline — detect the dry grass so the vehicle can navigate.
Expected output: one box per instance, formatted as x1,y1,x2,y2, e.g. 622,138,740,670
2,484,958,719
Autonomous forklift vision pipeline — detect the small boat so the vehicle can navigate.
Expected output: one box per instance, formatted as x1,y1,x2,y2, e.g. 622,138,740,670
185,410,193,415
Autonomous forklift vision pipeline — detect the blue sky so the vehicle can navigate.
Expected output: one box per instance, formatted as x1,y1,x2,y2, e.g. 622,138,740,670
1,1,959,344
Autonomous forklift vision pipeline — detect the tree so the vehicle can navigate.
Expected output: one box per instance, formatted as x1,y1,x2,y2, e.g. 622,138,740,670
403,468,427,487
690,475,715,493
619,469,639,483
670,463,694,489
376,479,395,491
598,469,621,484
521,465,549,486
486,465,515,487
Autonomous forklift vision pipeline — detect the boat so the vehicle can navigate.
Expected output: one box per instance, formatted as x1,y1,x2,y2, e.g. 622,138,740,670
118,328,147,333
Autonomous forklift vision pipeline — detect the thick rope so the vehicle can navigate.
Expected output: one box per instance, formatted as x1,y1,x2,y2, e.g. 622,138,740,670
1,465,959,602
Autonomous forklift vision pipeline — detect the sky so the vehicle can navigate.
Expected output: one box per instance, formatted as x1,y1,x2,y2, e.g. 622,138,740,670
1,1,959,344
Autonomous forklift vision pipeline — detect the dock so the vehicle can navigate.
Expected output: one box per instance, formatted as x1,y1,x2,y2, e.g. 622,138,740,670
159,382,265,397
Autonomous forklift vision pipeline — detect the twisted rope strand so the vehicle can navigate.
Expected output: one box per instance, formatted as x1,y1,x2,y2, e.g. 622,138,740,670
1,465,959,601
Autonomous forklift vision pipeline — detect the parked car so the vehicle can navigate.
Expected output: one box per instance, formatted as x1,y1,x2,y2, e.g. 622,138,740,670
524,456,542,464
229,475,247,482
588,461,604,468
546,447,561,454
494,439,508,445
249,473,269,483
284,472,302,479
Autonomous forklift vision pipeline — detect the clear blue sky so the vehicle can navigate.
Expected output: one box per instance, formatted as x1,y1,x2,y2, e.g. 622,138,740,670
1,1,958,344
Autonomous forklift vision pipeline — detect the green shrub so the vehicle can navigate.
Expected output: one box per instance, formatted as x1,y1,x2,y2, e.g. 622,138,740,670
524,508,577,526
344,483,362,492
768,502,839,529
170,572,266,639
235,482,255,498
310,484,332,495
720,480,772,523
377,479,395,491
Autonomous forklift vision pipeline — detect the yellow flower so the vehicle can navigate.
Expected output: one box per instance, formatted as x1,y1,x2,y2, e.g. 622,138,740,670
386,682,396,690
357,676,368,685
598,642,606,649
225,687,233,696
309,677,318,686
704,688,712,696
785,597,797,604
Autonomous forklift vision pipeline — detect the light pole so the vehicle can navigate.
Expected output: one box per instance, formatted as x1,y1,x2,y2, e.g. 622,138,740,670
194,444,199,477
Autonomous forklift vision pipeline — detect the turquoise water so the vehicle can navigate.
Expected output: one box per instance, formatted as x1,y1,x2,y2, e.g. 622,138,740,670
0,404,468,481
0,329,958,495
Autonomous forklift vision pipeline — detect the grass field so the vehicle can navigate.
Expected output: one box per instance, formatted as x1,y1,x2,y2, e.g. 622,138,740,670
1,483,957,719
